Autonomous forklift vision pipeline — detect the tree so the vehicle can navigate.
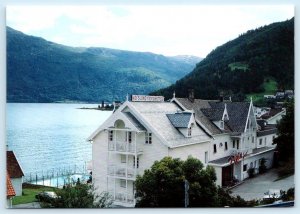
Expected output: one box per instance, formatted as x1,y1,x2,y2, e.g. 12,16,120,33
135,156,254,207
273,99,294,162
42,182,113,208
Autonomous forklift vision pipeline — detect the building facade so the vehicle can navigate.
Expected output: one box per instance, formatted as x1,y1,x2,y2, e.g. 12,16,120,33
89,95,278,207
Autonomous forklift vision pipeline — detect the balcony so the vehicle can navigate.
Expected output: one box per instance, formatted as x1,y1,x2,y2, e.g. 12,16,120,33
108,141,143,154
108,190,135,205
108,165,138,179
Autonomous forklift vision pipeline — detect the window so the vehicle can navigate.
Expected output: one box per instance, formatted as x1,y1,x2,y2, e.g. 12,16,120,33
133,157,139,168
120,179,126,188
213,144,217,153
188,127,192,137
121,155,126,163
205,151,208,164
108,130,113,141
220,121,224,130
254,160,257,168
259,138,262,145
237,140,240,149
233,140,235,148
264,137,267,145
145,132,152,144
252,136,254,143
243,164,247,172
128,131,132,143
225,142,228,150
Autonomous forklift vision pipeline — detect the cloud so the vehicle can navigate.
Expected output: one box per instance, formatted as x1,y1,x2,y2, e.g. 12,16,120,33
6,5,294,57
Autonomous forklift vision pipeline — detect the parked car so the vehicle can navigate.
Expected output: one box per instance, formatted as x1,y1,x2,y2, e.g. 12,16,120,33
263,189,281,200
35,191,58,203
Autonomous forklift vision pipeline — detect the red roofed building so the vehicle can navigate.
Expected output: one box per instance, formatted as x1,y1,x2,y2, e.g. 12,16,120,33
7,172,16,208
7,151,24,196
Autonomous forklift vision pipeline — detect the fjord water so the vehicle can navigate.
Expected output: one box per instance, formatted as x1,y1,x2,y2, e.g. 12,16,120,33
6,103,111,177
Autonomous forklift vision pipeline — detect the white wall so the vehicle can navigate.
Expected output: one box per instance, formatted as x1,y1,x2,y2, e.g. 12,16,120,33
241,150,274,180
213,166,222,187
210,134,232,161
92,130,109,196
138,134,168,175
11,177,22,196
257,134,277,148
6,198,13,208
169,142,210,166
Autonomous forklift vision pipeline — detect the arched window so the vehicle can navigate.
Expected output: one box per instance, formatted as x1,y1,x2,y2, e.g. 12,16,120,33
114,119,125,128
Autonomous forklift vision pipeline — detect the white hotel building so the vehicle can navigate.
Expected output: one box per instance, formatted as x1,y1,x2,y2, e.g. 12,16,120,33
88,94,277,207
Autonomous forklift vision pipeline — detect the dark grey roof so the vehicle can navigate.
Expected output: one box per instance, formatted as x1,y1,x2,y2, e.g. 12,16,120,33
257,125,277,137
174,98,222,134
225,102,250,133
123,112,146,131
201,106,224,121
174,98,250,135
166,112,192,128
208,155,232,165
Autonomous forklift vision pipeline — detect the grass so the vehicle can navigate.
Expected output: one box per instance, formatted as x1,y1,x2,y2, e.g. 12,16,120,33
246,77,277,103
12,183,57,205
228,62,249,71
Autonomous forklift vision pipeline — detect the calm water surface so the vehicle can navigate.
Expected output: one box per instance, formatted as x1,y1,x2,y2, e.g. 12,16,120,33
6,103,111,176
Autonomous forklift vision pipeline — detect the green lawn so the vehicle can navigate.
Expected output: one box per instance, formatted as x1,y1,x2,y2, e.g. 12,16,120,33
246,78,277,103
12,183,57,205
228,61,249,71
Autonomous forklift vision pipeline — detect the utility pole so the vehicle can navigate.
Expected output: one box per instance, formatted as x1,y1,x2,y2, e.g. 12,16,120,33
184,180,189,208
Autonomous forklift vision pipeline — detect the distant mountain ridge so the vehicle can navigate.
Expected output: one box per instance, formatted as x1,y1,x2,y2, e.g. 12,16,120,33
7,27,201,103
152,18,294,101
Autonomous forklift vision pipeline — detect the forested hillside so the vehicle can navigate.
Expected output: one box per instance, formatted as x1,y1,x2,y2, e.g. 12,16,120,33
152,18,294,101
7,27,200,103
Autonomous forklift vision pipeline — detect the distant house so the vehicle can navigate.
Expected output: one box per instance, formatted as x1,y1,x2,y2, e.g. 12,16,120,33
7,172,16,208
7,151,24,196
275,92,285,99
260,108,286,125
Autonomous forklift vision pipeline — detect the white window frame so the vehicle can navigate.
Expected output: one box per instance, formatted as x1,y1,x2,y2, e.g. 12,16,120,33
108,130,113,141
145,132,152,144
120,179,126,188
205,151,208,164
121,155,126,163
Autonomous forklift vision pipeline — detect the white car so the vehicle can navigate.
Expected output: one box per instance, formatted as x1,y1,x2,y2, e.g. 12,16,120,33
263,189,281,200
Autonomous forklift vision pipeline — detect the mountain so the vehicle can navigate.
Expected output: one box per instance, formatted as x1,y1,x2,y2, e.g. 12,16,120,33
7,27,200,103
169,55,202,65
151,18,294,101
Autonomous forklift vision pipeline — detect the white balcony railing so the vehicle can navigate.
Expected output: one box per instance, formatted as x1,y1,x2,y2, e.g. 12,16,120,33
108,190,135,204
108,141,143,153
108,165,137,179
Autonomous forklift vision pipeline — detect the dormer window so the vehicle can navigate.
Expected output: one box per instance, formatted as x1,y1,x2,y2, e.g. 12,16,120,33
220,121,224,130
187,123,194,137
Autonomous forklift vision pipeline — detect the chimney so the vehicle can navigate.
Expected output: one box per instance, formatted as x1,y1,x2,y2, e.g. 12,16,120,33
219,91,224,102
188,89,194,102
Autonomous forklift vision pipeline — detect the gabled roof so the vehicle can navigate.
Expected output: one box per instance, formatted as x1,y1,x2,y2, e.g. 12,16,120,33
7,173,16,198
88,101,211,148
123,112,146,131
129,101,211,148
261,108,285,120
166,112,192,128
173,98,251,135
173,98,222,135
7,151,24,178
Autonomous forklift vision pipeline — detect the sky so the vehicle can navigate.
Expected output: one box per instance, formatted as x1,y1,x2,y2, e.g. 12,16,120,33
6,5,294,58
